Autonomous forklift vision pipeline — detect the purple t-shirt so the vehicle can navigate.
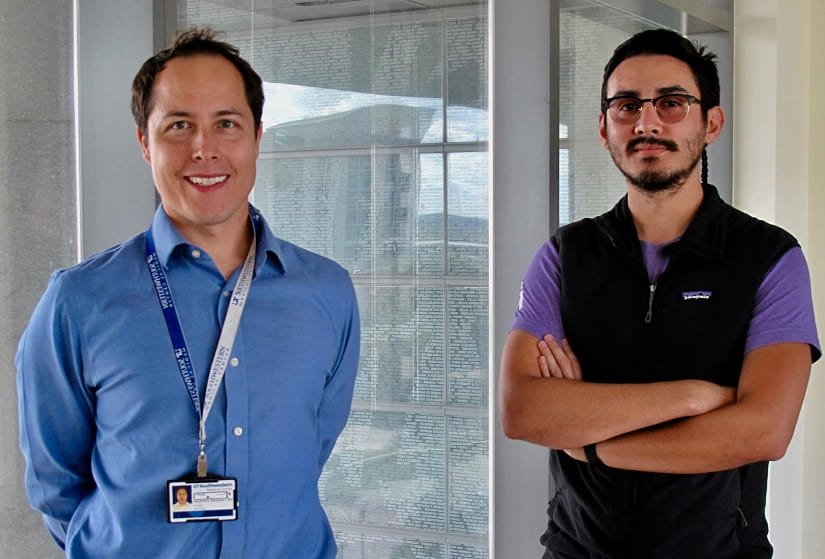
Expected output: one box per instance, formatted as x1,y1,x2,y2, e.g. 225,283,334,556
512,240,820,359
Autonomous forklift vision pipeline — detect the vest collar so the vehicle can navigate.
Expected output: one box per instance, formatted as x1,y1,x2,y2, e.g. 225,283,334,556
601,183,727,262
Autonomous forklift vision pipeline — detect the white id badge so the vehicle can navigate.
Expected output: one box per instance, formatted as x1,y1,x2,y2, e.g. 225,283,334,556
167,476,238,523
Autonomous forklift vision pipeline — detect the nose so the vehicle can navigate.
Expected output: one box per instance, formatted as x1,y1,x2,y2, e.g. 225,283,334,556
633,101,661,135
192,129,219,161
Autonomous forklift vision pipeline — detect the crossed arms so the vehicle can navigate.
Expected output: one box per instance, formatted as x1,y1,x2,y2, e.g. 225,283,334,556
499,329,812,474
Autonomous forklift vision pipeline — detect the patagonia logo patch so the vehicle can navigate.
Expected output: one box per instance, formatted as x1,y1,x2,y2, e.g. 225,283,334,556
682,290,712,301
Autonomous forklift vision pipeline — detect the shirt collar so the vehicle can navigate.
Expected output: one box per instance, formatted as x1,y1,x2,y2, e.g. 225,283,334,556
249,204,287,275
149,204,286,275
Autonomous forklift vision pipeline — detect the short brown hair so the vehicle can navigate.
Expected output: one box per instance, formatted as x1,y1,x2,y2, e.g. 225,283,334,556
131,27,264,135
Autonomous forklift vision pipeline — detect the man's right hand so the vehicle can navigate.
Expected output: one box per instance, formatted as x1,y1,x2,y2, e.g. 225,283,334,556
690,380,736,415
537,333,581,380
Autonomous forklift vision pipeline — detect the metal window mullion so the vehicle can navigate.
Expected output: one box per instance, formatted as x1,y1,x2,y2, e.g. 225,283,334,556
368,2,380,414
333,520,485,549
440,15,454,546
350,275,487,288
257,142,487,161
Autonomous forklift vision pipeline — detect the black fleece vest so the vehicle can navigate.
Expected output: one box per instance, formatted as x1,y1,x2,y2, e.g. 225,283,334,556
543,185,797,558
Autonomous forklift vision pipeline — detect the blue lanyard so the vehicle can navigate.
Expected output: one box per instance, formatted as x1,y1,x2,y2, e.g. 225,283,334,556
146,232,202,416
146,226,256,475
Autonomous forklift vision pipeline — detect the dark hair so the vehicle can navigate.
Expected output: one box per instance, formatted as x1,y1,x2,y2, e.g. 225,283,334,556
131,27,264,135
601,29,720,117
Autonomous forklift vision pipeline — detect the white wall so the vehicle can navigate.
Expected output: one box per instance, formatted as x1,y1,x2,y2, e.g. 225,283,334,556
77,0,155,256
733,1,825,557
0,2,76,556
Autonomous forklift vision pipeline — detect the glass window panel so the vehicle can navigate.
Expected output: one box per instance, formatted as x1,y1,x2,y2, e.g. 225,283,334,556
448,415,488,535
337,531,446,559
447,16,488,142
448,287,488,408
258,152,444,277
356,286,445,405
559,148,571,225
319,409,447,531
259,23,443,150
447,152,488,277
417,152,446,275
449,543,489,559
178,1,259,29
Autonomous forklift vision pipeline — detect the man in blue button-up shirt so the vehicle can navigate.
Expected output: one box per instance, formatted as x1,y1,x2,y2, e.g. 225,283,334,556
16,28,360,558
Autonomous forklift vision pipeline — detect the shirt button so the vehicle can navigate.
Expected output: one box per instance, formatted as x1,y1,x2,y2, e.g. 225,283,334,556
230,357,239,367
233,427,243,437
223,290,232,298
191,249,202,258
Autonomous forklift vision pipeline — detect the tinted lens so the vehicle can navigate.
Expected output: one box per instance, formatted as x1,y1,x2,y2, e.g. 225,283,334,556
654,95,690,123
607,97,642,123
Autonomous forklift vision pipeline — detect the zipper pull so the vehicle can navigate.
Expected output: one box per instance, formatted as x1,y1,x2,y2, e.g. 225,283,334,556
644,283,656,324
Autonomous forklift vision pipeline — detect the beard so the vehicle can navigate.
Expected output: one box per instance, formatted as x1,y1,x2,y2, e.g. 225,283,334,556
624,152,702,193
609,135,704,194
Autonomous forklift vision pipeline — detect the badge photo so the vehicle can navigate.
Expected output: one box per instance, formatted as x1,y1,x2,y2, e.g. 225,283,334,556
167,477,238,523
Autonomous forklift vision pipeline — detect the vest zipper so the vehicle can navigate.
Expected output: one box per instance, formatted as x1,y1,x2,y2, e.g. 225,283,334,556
644,283,656,323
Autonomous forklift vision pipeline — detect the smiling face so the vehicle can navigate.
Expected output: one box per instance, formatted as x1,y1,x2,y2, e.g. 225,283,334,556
138,54,262,241
176,487,188,505
599,54,723,194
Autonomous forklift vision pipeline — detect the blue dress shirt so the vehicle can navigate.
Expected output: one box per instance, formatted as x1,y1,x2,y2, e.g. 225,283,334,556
17,205,360,558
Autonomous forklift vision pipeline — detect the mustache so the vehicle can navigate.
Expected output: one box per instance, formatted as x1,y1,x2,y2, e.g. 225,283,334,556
626,137,678,155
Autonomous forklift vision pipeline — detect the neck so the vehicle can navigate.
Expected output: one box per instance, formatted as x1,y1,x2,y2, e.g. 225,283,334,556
172,213,253,280
627,177,704,244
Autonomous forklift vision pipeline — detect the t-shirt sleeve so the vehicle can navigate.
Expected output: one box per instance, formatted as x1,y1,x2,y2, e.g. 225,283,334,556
745,246,821,362
510,240,565,341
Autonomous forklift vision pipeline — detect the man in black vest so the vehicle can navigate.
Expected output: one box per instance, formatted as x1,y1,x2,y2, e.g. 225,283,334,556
500,29,820,558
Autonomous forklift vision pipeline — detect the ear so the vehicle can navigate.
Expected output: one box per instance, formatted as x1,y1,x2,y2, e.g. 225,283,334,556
598,112,609,149
704,105,725,145
137,127,151,165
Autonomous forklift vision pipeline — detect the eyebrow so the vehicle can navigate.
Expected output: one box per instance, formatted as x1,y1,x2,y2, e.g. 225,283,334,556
214,109,247,119
160,109,248,120
656,85,692,95
160,110,191,120
609,85,692,98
